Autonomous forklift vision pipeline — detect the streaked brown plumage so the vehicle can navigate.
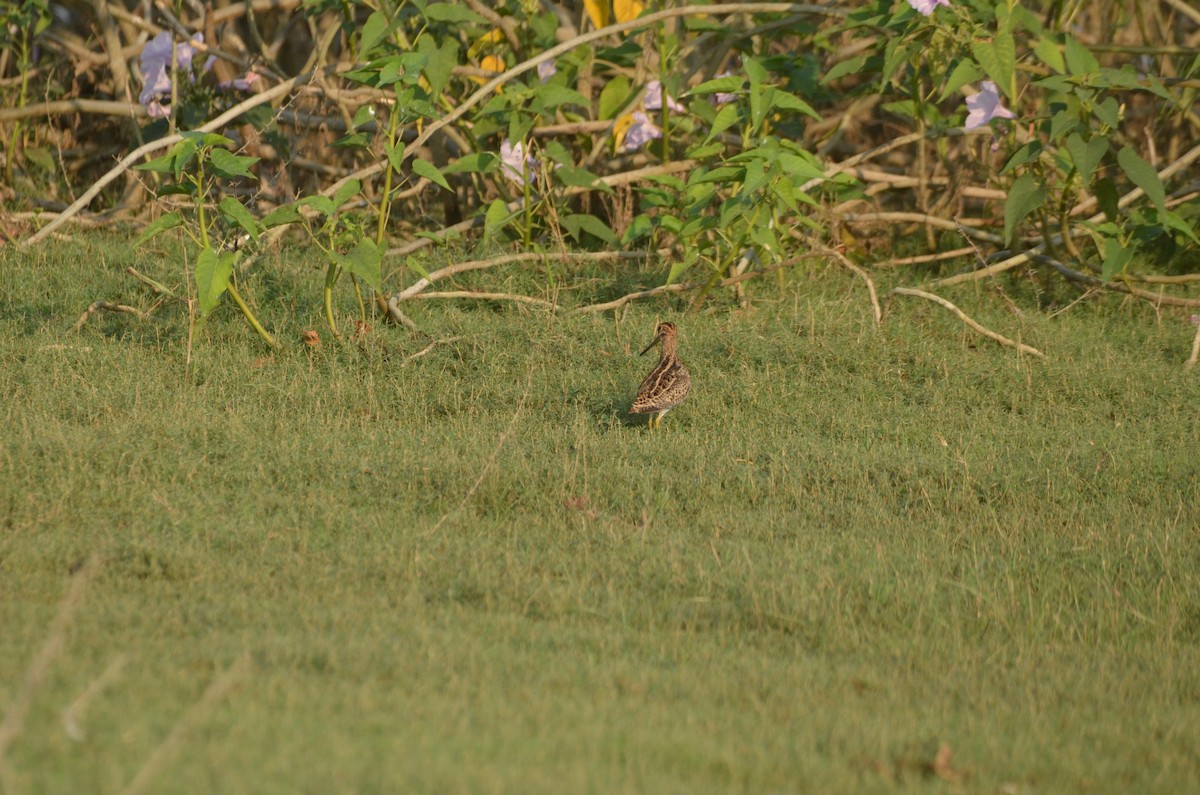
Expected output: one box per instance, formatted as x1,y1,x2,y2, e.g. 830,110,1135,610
630,321,691,429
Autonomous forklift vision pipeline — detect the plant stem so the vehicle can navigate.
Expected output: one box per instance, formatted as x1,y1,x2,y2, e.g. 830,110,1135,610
226,280,280,349
323,262,341,336
376,100,402,247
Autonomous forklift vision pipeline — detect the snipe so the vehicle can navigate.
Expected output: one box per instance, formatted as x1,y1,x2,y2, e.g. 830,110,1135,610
630,321,691,429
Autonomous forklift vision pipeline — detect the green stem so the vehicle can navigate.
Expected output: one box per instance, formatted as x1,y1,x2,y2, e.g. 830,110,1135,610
226,281,280,349
323,262,341,336
658,28,670,162
689,270,723,312
6,38,32,185
376,100,402,247
522,162,532,248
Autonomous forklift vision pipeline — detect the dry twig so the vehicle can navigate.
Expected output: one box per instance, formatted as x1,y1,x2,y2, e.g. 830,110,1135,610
0,555,100,784
73,300,152,332
118,654,251,795
890,287,1045,358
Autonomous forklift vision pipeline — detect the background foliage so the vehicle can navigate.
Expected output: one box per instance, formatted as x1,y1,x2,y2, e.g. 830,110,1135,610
2,0,1199,346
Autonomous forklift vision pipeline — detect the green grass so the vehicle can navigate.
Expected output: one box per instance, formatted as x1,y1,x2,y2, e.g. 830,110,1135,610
2,234,1199,794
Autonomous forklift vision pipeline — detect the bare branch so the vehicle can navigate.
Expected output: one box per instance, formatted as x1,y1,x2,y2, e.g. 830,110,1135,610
890,287,1046,358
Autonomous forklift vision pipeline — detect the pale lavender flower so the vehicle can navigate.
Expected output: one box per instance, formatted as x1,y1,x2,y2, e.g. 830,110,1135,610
907,0,950,15
644,80,684,113
622,112,662,152
537,60,557,83
500,139,536,184
1190,314,1200,327
138,31,209,112
965,81,1015,130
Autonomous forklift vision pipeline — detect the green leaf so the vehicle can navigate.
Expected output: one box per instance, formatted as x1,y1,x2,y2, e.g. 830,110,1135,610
1093,97,1120,129
770,91,820,120
134,212,183,246
208,148,259,180
172,139,197,180
442,152,498,175
1117,146,1165,215
554,165,613,193
332,238,383,291
1001,141,1044,174
418,36,459,98
939,60,985,102
359,11,392,57
562,213,618,245
297,195,336,217
412,159,451,191
777,152,826,182
704,104,739,145
688,76,743,96
1064,133,1107,186
621,214,654,245
1033,37,1066,73
1004,173,1046,245
1164,210,1200,245
822,55,866,84
1049,109,1079,141
972,31,1017,101
687,141,725,159
218,197,261,242
1064,35,1099,76
1094,177,1119,222
665,248,697,286
194,247,236,317
598,76,631,120
1100,237,1134,282
331,178,363,210
535,84,589,109
483,199,510,239
423,3,487,24
136,151,177,173
262,204,302,228
351,105,376,130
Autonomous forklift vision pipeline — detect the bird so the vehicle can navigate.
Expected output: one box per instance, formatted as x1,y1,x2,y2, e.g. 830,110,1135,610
630,321,691,429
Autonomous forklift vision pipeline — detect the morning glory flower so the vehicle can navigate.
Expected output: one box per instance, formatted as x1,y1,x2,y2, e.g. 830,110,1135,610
907,0,950,15
622,112,662,152
964,81,1015,130
500,139,536,184
644,80,684,113
537,60,557,83
138,31,209,114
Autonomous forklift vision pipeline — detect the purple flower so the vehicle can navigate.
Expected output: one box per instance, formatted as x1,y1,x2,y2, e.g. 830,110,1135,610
622,112,662,152
537,60,557,83
964,81,1015,130
644,80,684,113
500,139,536,184
907,0,950,15
138,31,209,113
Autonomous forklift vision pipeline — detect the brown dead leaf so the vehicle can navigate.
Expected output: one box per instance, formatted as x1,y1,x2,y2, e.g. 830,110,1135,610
302,330,321,348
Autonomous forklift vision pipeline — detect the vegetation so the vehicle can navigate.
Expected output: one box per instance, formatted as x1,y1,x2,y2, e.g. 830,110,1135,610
4,0,1200,789
2,237,1200,792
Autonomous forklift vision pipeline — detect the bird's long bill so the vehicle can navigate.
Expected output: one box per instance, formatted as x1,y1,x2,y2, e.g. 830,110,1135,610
639,332,663,356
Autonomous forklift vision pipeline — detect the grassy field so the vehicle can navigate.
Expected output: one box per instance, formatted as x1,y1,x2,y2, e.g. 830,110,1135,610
2,234,1199,794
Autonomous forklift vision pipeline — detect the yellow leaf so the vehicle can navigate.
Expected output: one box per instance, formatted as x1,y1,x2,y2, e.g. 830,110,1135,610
614,0,644,23
470,55,507,89
468,28,505,59
612,113,635,150
584,0,609,29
